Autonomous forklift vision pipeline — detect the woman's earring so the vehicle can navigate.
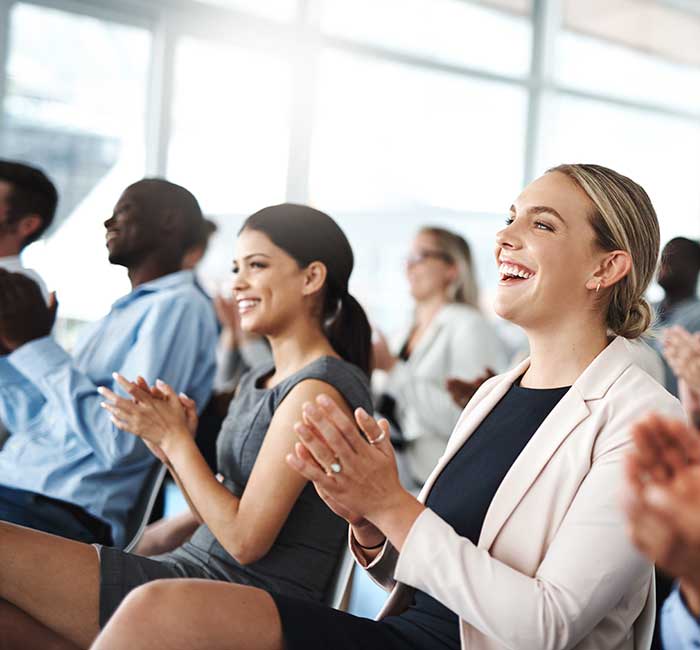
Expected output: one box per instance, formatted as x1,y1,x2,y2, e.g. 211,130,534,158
595,282,601,294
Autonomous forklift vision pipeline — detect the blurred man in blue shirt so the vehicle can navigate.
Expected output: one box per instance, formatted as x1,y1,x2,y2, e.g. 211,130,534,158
0,178,217,546
654,237,700,397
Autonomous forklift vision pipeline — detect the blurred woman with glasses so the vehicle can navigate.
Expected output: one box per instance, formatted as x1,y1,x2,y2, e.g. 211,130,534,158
372,226,507,487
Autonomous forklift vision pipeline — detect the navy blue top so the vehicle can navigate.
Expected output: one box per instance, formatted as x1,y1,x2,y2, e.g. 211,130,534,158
384,378,570,649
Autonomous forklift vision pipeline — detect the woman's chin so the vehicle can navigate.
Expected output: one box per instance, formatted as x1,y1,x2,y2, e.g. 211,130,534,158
493,298,512,321
239,315,263,335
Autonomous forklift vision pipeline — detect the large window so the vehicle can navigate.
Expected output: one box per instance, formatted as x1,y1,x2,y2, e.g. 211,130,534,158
536,93,700,243
2,0,700,330
321,0,532,77
167,36,293,217
310,50,528,214
555,0,700,112
198,0,297,21
2,3,151,320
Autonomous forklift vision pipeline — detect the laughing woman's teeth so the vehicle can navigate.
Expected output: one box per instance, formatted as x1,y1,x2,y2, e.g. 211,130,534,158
238,299,259,311
498,262,534,280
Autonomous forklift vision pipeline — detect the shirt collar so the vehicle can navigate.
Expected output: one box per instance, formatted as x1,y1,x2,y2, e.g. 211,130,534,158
112,270,196,309
0,255,21,267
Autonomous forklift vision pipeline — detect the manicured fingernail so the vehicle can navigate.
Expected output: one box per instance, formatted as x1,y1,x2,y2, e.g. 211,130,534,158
317,394,332,406
112,372,119,380
304,403,318,416
356,407,368,419
97,387,105,395
295,423,311,439
99,402,107,408
179,392,189,399
156,378,165,387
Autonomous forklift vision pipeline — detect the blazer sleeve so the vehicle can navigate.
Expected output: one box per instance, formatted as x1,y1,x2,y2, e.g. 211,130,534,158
391,393,684,650
348,530,401,592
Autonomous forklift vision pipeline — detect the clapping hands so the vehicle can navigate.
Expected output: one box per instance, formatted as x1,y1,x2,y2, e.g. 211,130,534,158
286,394,424,551
446,368,495,409
98,374,198,462
663,326,700,391
623,413,700,614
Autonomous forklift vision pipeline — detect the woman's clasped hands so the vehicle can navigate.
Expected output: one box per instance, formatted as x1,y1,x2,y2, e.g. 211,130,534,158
286,394,425,549
97,373,198,462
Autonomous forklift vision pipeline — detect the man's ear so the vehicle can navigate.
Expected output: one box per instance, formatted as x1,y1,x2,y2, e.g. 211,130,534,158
301,261,328,297
17,215,42,241
586,250,632,292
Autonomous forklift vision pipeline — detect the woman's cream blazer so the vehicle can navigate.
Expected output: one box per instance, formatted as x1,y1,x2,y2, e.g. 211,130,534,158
353,336,684,650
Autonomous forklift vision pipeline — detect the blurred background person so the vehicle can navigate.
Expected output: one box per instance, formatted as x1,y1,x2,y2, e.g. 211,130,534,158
662,325,700,423
0,160,57,449
0,178,217,546
0,160,56,300
213,291,272,395
372,226,507,487
182,216,218,272
655,237,700,395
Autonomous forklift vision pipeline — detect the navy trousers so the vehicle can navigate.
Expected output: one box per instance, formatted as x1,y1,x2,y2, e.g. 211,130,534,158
0,483,112,544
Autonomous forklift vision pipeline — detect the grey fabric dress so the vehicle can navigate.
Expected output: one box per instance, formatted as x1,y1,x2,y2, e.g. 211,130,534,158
97,356,372,627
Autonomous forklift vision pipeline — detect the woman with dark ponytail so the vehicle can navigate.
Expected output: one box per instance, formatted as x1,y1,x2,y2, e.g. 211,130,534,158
243,204,372,375
0,204,374,649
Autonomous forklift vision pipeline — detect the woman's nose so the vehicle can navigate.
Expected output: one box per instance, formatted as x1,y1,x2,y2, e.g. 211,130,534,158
496,222,521,250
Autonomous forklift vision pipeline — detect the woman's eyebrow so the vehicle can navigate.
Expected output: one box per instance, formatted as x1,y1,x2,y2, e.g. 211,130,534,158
527,205,565,224
233,253,273,263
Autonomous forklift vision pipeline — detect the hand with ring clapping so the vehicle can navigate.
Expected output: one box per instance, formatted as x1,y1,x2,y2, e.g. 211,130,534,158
286,394,425,550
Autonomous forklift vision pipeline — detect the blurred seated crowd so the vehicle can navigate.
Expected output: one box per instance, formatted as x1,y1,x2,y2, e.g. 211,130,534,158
1,158,700,649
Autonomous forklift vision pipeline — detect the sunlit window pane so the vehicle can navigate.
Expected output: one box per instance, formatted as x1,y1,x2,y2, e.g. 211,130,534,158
321,0,532,77
1,3,151,320
198,0,297,21
310,50,528,214
556,0,700,112
536,93,700,244
168,37,292,216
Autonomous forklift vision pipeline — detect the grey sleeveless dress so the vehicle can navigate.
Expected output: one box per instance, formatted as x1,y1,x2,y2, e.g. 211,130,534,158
97,356,372,627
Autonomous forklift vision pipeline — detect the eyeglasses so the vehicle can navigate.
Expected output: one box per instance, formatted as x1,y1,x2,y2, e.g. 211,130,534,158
405,250,453,267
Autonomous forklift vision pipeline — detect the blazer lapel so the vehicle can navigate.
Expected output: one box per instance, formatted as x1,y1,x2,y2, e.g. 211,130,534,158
477,388,589,550
478,336,634,551
417,359,530,503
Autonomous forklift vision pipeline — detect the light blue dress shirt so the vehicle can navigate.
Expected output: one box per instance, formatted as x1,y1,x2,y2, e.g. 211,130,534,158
0,270,217,546
653,297,700,396
662,584,700,648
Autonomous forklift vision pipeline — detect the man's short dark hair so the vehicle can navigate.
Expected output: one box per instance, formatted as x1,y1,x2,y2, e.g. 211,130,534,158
0,160,58,249
126,178,205,259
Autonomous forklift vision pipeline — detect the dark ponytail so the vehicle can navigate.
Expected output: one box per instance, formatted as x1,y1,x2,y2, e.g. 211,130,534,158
322,290,372,376
240,203,372,375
